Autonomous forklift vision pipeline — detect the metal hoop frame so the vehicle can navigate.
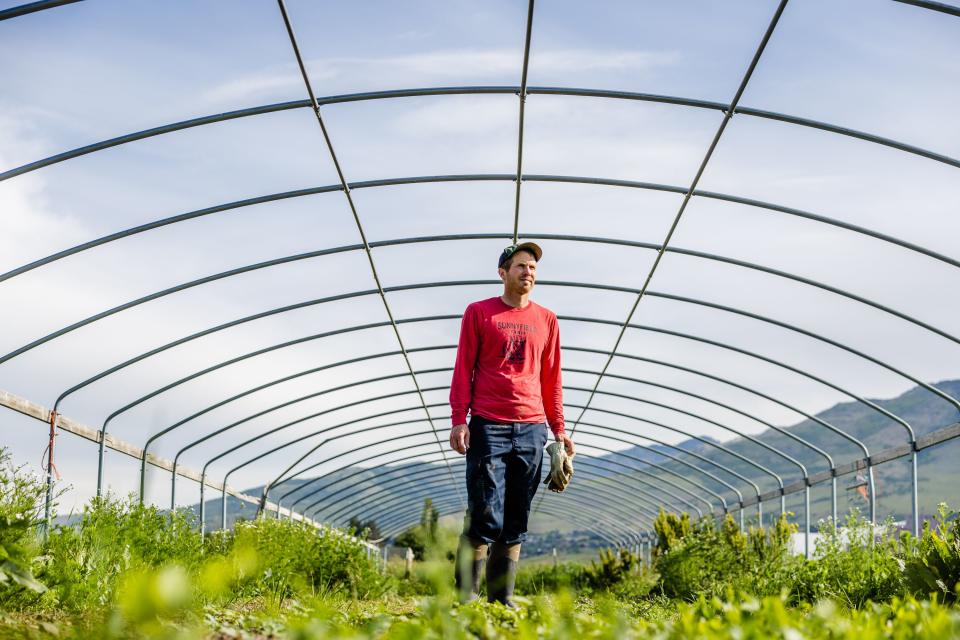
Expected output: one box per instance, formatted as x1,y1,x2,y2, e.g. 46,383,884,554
2,0,958,547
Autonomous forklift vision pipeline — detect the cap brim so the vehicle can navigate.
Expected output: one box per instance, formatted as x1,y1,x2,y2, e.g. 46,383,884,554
513,241,542,261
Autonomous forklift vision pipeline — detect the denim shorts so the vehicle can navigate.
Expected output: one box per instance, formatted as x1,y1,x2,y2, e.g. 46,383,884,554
462,415,548,545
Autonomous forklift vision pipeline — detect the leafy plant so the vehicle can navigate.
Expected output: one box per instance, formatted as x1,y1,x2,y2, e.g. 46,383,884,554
0,449,47,599
652,509,692,557
227,517,384,603
583,547,637,590
38,494,201,611
654,512,800,600
793,511,903,607
902,502,960,603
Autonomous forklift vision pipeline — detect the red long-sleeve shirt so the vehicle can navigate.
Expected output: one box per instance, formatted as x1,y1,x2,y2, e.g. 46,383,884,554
449,296,565,437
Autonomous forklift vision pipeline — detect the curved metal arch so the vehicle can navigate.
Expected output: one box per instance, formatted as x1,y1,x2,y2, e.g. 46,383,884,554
571,371,834,475
98,266,945,498
170,311,900,526
156,332,808,516
95,269,902,474
313,453,693,529
266,382,748,508
143,349,450,496
568,401,787,511
317,459,663,528
310,410,764,524
280,410,729,521
361,473,650,549
309,421,741,533
572,424,754,512
568,348,862,526
185,410,445,509
175,359,796,496
573,387,808,507
367,481,648,548
15,236,953,474
375,493,633,549
166,382,449,501
364,478,649,545
565,396,789,492
115,305,914,524
32,236,955,503
647,289,959,419
567,401,814,550
5,72,959,185
0,0,83,21
205,407,448,492
375,480,651,548
313,449,701,526
106,315,458,496
172,363,763,514
311,448,707,527
574,375,824,517
263,417,449,509
274,408,727,519
568,345,872,466
200,428,443,534
380,502,632,549
143,334,771,501
120,277,887,514
560,440,730,515
571,423,750,531
888,1,960,18
141,290,917,539
192,312,907,519
333,460,662,533
312,440,712,518
308,410,759,518
216,416,442,511
12,234,955,416
6,172,959,303
279,421,718,523
128,265,948,507
4,0,956,540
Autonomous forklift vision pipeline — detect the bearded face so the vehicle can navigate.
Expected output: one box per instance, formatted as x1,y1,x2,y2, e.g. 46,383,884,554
498,250,537,295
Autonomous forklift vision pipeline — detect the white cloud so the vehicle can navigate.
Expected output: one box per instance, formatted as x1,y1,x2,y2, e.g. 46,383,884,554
199,48,680,106
0,116,89,272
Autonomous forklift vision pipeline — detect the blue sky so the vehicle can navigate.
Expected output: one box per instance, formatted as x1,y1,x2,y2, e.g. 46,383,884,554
1,0,958,523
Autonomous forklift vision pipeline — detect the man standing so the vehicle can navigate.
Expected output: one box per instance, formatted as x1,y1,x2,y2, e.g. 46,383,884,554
449,241,575,606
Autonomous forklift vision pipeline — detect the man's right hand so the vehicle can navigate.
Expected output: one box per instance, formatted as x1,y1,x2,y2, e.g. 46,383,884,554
450,423,470,454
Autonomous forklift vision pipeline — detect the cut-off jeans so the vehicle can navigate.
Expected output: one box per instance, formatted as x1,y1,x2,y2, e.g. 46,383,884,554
462,415,548,545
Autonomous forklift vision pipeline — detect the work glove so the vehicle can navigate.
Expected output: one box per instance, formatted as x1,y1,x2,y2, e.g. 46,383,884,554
543,440,574,492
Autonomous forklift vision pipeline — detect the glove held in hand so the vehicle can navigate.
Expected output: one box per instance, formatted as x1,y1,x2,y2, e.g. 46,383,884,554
543,441,574,492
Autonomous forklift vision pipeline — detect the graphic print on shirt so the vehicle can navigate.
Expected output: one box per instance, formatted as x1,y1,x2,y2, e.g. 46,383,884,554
497,320,537,365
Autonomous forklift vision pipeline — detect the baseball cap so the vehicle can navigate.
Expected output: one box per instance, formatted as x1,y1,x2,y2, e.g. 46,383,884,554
498,241,543,268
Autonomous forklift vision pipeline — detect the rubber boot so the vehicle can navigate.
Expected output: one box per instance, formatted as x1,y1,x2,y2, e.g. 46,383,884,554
454,535,487,604
486,542,520,608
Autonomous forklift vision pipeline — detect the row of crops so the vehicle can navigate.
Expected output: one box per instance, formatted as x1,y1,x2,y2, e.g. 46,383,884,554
1,448,958,639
